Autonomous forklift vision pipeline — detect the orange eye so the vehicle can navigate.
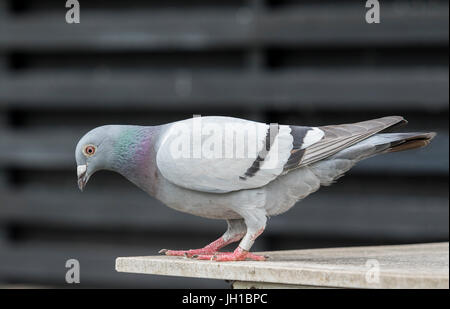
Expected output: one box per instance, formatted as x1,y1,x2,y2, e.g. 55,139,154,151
83,145,96,156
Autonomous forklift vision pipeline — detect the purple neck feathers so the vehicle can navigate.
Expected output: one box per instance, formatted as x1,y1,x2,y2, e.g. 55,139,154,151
112,126,160,195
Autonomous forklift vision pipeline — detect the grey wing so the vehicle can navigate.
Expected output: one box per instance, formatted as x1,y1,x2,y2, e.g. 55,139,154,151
283,116,406,172
156,116,297,193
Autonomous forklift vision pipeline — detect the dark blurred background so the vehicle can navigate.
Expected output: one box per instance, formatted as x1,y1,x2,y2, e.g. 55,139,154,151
0,0,448,288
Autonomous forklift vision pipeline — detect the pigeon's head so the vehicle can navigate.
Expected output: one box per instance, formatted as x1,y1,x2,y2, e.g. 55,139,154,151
75,125,118,191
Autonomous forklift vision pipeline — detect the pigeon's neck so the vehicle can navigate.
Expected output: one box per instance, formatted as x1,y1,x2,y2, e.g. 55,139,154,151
111,126,160,195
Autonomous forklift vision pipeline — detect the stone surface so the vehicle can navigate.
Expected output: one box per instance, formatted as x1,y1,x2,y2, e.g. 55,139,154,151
116,242,449,289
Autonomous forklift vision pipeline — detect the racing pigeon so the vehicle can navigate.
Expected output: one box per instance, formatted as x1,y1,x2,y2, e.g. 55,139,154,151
75,116,435,261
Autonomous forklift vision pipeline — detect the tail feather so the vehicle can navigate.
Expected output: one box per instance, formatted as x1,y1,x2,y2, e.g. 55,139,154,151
332,132,436,161
384,132,436,153
310,131,436,186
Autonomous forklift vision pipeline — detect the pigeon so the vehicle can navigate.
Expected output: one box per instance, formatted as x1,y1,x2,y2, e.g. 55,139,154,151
75,116,435,261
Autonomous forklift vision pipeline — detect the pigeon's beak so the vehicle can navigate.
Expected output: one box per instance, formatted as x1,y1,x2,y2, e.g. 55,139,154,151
77,164,88,191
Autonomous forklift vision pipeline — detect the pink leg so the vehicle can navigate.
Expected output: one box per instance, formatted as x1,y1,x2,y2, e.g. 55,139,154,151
193,227,267,262
193,246,267,261
159,234,242,257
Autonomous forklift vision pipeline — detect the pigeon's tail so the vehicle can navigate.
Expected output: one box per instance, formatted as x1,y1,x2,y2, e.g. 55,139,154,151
335,131,436,161
378,132,436,153
309,131,436,186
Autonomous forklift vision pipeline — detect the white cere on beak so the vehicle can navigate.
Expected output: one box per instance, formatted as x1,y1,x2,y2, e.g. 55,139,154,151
77,165,87,178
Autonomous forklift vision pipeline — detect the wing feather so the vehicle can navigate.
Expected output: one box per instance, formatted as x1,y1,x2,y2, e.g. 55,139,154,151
298,116,406,167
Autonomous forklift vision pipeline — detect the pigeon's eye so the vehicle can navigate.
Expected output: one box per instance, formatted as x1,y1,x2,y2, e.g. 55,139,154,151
83,145,96,157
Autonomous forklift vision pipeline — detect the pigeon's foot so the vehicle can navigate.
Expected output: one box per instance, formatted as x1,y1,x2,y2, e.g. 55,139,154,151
192,247,267,262
159,235,244,257
159,248,218,257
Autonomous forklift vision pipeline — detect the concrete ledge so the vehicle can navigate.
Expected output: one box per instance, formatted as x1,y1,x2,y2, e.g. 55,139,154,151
116,242,449,289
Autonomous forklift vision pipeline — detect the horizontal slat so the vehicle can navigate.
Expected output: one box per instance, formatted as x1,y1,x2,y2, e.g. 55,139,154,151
0,3,448,50
0,242,229,288
1,187,447,239
0,130,448,174
0,130,80,168
0,69,448,108
0,188,222,232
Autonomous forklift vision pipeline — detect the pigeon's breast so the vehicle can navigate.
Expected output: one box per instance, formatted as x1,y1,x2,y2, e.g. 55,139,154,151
153,170,268,219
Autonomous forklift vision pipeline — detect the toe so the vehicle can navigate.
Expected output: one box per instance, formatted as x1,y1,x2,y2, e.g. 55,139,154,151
164,250,189,256
192,254,217,261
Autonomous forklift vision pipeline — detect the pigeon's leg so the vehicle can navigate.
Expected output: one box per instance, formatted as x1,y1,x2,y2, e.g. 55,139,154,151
160,219,246,257
194,209,267,261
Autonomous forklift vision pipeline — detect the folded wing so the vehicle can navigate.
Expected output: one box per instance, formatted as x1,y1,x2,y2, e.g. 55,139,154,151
284,116,406,172
156,116,321,193
156,116,405,193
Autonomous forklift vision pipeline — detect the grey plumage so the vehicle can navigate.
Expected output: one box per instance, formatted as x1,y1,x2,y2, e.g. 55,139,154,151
75,116,435,261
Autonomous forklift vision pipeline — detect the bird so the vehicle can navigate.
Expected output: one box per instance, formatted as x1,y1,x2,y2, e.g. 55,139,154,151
75,116,435,261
